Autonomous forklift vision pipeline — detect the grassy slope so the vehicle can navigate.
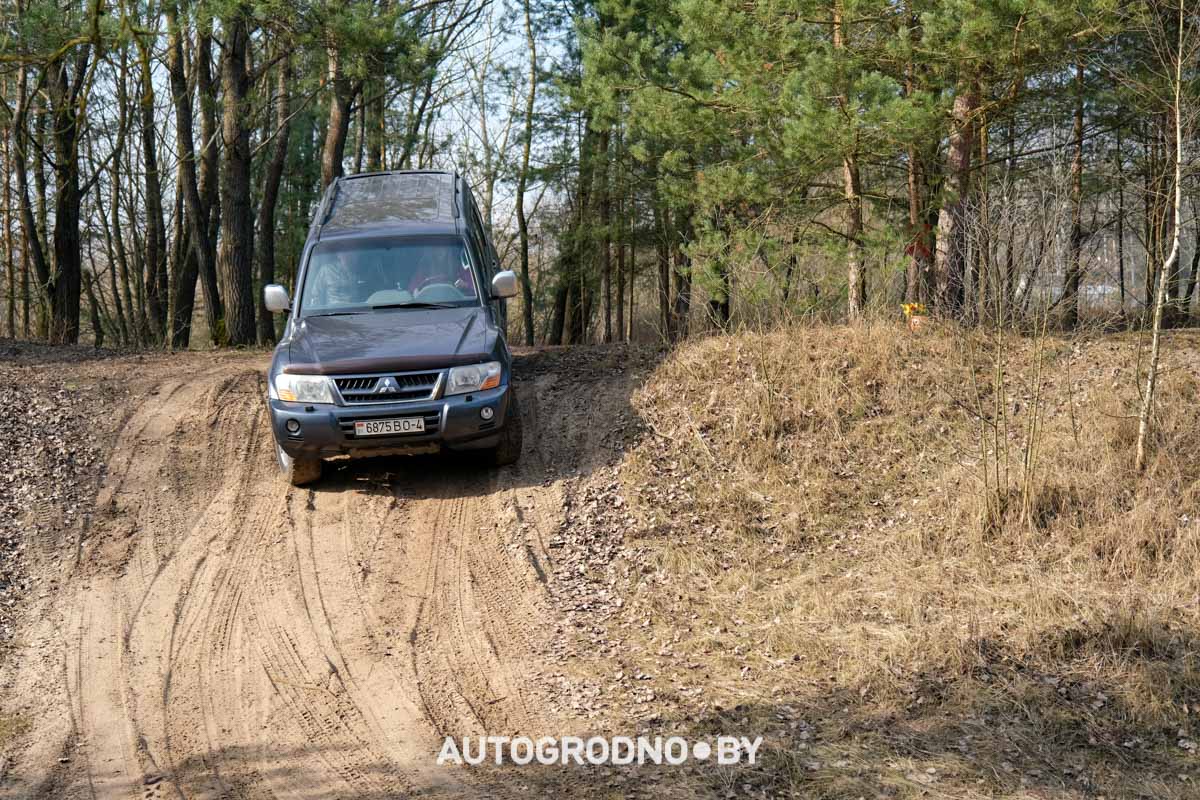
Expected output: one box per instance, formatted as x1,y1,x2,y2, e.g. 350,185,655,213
601,324,1200,799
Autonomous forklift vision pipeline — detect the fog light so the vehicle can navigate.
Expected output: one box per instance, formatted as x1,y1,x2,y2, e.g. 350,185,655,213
480,407,494,421
285,419,301,434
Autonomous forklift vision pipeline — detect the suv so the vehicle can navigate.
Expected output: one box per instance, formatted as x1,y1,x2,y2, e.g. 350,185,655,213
262,171,522,486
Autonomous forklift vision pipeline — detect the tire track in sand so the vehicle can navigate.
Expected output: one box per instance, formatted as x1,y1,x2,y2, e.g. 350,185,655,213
25,348,637,799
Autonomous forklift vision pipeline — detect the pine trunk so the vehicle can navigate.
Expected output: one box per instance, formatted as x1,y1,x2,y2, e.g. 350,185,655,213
46,53,89,345
516,0,537,346
655,203,671,339
256,60,292,346
1062,62,1085,329
136,33,168,342
322,46,355,189
934,87,979,316
670,214,693,341
833,2,866,321
12,62,50,340
599,130,612,343
2,118,14,338
197,26,223,328
217,11,256,346
167,4,220,347
615,195,625,342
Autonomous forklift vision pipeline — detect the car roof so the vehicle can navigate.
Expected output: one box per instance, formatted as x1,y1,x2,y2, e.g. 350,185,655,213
315,171,462,241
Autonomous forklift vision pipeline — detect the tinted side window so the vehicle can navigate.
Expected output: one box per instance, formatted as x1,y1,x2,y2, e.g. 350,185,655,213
462,185,508,330
464,187,497,278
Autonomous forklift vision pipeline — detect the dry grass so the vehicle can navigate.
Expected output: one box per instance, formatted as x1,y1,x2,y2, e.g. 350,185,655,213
0,713,29,748
609,323,1200,798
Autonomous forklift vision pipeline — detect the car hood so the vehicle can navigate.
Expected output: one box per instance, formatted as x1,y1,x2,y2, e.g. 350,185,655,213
283,307,497,375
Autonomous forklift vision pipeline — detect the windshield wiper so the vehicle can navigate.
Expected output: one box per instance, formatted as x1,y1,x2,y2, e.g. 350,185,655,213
307,311,367,317
371,301,456,310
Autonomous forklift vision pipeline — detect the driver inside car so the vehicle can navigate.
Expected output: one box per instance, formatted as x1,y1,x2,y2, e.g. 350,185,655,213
406,247,474,297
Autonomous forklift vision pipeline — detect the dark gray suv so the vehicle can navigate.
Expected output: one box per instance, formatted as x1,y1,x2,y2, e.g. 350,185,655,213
262,171,522,486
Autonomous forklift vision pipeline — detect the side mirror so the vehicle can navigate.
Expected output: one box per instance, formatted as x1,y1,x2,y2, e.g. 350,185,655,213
264,284,291,313
490,270,518,300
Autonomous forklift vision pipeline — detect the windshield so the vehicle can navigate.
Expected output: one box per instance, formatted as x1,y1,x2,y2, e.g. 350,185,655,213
299,236,479,316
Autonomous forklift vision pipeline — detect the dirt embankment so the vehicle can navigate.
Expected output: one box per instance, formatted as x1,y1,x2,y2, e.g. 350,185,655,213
599,325,1200,800
0,343,660,799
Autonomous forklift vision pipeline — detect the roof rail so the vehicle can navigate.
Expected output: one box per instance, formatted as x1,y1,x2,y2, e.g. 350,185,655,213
315,178,342,239
322,179,341,225
339,169,454,181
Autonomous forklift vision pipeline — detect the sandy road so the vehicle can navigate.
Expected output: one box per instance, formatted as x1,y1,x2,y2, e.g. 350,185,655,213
2,348,635,799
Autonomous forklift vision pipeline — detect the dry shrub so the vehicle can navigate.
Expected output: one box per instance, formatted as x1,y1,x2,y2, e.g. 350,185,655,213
617,325,1200,798
927,334,1200,582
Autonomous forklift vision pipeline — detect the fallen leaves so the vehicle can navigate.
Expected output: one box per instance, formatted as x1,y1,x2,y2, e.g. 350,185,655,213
0,343,124,642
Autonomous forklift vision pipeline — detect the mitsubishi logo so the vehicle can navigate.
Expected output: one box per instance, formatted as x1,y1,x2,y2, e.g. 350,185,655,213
375,376,400,394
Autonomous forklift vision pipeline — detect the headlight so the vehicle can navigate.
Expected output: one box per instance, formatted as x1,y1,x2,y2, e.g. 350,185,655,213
445,362,502,395
272,373,335,404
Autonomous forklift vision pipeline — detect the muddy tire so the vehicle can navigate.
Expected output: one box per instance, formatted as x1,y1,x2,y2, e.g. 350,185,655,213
490,391,523,467
276,441,322,486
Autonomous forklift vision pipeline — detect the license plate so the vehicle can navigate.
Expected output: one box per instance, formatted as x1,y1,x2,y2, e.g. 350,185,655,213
354,417,426,437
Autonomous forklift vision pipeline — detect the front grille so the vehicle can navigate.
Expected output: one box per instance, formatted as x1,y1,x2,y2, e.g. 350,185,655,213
340,411,442,439
337,377,376,392
334,371,441,404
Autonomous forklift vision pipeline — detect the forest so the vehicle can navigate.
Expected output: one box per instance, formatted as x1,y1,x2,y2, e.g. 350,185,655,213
0,0,1196,349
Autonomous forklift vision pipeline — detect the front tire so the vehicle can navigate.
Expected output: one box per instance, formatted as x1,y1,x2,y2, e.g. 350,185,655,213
490,391,524,467
276,441,322,486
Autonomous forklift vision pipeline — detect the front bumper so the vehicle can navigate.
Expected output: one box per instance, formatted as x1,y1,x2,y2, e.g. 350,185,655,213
269,383,512,460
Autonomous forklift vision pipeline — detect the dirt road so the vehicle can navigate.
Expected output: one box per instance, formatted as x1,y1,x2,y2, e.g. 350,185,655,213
1,347,648,799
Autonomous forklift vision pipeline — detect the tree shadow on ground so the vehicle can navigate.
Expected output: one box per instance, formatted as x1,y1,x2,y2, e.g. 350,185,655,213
493,614,1200,799
158,628,1195,800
